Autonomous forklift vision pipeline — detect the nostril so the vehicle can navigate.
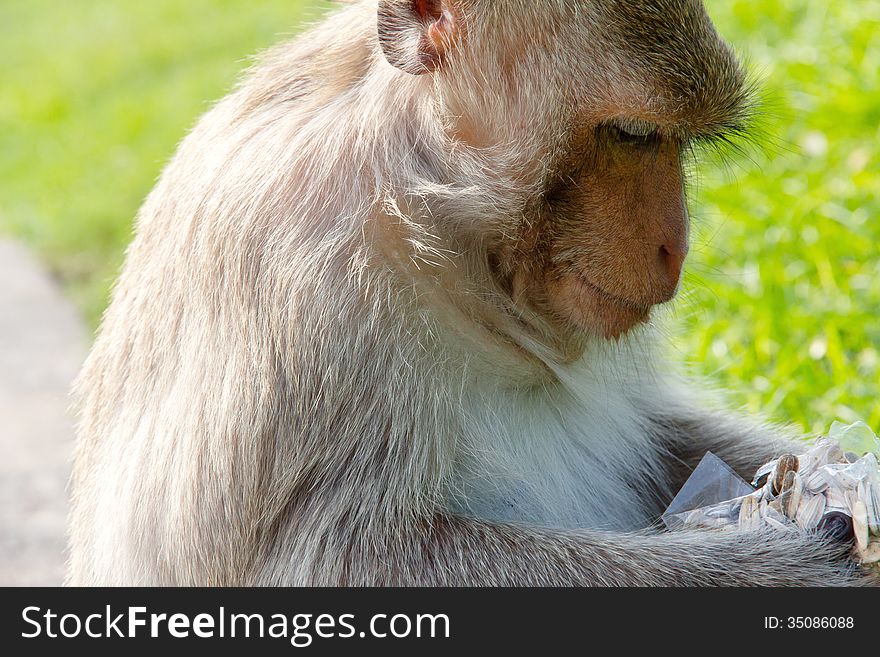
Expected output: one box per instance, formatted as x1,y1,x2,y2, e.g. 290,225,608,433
660,242,688,258
659,244,686,282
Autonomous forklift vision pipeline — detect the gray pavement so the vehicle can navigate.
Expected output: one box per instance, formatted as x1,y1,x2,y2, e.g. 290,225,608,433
0,240,87,586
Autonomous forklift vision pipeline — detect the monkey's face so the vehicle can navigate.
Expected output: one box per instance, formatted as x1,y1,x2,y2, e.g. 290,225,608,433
378,0,753,343
512,120,690,340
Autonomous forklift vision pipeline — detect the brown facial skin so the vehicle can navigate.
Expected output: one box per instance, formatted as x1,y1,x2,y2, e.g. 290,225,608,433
501,121,690,340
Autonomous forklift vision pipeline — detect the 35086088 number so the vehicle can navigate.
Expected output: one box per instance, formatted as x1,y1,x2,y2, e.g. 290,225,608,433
788,617,854,629
763,617,855,630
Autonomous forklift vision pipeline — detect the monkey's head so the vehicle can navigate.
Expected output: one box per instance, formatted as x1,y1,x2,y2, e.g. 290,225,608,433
377,0,754,342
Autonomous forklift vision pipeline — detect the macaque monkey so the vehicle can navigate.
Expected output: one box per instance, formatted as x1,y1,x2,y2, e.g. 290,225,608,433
68,0,871,586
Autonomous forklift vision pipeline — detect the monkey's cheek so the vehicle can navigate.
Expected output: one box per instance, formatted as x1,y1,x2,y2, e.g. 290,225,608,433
543,274,650,340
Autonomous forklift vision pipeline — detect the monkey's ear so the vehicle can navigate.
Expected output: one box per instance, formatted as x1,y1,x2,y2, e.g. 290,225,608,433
377,1,459,75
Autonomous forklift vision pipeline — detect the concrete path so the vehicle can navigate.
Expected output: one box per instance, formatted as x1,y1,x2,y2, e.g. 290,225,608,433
0,240,87,586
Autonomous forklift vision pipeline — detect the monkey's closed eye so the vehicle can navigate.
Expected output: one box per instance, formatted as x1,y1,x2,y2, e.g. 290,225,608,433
605,118,661,147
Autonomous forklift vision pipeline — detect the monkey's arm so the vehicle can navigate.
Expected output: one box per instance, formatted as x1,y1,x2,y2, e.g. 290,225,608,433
264,513,865,586
646,396,807,490
420,517,866,586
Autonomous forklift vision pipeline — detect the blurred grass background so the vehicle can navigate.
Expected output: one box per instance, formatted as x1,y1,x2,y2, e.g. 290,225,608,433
0,0,877,433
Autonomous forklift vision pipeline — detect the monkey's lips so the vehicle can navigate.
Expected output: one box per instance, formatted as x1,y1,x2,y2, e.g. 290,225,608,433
548,273,652,339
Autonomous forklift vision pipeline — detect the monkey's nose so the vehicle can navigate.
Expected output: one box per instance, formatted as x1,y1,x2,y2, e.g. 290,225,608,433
659,242,688,287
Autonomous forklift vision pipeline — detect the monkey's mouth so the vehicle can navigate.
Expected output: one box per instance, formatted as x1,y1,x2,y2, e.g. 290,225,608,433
575,275,651,314
493,255,653,340
564,273,652,339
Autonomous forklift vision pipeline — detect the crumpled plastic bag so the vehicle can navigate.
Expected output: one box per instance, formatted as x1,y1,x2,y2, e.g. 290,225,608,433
662,421,880,567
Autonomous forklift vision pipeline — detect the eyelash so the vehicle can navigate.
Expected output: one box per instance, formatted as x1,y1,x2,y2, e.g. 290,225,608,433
609,124,661,146
684,127,757,165
600,118,663,148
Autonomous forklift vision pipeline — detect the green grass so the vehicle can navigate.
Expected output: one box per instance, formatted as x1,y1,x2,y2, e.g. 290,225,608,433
1,1,877,433
0,0,332,321
681,1,880,432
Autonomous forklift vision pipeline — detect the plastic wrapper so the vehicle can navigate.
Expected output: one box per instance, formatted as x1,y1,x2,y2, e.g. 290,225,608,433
663,422,880,567
662,452,754,530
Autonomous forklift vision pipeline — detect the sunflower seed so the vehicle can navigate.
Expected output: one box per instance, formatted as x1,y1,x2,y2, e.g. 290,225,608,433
781,472,802,519
825,486,849,512
859,539,880,564
796,493,825,530
852,501,869,552
871,481,880,534
858,480,877,536
773,454,799,495
805,470,829,493
847,487,858,507
801,439,846,471
834,468,861,490
739,495,761,531
826,443,847,465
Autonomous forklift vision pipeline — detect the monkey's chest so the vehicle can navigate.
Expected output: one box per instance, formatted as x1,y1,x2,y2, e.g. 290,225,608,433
446,427,661,532
447,464,652,531
445,374,669,531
